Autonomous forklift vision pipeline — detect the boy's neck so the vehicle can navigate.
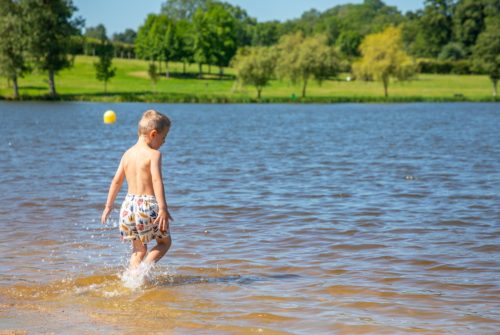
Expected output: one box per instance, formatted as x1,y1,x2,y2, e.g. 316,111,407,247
137,135,153,148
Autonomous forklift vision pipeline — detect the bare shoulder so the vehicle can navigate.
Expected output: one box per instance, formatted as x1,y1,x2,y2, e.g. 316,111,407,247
121,146,135,162
149,148,162,161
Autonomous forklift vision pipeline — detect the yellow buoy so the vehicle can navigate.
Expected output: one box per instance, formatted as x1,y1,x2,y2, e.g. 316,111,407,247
103,110,117,124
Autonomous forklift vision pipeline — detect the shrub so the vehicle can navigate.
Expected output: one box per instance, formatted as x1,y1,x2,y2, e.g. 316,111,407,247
417,59,476,74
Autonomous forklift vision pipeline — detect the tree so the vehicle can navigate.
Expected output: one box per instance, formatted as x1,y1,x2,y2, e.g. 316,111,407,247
453,0,495,52
161,0,207,20
276,33,339,98
291,0,403,44
163,18,177,77
252,21,281,46
453,0,485,51
438,42,466,60
221,2,255,47
0,0,29,99
136,14,159,61
353,26,416,97
404,0,454,58
149,15,168,71
473,16,500,96
85,24,107,40
148,63,159,92
136,13,175,77
22,0,82,97
192,8,211,78
205,3,237,77
453,0,500,52
94,37,116,93
175,19,194,73
112,28,137,44
84,24,107,57
232,46,277,99
336,31,363,58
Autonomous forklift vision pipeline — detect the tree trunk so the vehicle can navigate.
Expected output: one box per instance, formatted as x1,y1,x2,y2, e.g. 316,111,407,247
12,75,19,99
219,66,224,79
383,78,389,98
165,61,169,78
257,87,262,99
198,63,203,79
493,78,498,97
302,79,308,98
48,70,57,97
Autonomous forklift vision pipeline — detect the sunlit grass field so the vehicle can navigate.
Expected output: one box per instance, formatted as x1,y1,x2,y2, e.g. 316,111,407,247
0,55,496,102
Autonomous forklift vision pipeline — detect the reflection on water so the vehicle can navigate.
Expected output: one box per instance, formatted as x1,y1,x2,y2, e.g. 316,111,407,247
0,102,499,334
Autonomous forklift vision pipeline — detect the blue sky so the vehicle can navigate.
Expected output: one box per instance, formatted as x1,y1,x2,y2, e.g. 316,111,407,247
73,0,424,35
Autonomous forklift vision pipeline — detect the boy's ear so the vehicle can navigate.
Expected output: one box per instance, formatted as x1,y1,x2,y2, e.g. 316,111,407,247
150,129,158,138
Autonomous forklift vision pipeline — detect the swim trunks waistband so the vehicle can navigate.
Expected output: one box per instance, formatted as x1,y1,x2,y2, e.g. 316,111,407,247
125,194,156,200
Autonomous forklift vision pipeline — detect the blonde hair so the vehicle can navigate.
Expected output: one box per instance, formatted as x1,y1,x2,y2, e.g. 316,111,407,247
138,109,171,135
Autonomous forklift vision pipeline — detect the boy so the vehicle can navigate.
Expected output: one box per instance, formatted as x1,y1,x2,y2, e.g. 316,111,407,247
101,109,173,269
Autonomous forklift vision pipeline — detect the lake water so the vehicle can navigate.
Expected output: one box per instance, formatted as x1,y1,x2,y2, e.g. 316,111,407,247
0,102,499,334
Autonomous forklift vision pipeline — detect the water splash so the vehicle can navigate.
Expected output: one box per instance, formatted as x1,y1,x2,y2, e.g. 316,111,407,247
120,261,155,290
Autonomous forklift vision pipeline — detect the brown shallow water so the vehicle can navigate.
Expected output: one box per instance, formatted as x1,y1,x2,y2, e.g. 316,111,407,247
0,102,499,334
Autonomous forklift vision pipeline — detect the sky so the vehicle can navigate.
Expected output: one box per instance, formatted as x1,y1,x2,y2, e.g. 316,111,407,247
73,0,424,35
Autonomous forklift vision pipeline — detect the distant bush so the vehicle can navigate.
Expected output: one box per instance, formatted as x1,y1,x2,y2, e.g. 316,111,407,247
438,42,467,61
68,36,135,59
417,59,479,75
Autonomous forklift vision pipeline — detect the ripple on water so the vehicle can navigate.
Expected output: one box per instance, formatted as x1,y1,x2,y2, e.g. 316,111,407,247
1,102,499,334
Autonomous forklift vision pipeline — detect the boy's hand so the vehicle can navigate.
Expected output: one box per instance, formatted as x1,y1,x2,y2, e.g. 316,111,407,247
101,206,112,224
155,208,174,233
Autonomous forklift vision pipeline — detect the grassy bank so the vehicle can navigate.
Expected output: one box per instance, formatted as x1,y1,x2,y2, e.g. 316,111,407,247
0,56,498,103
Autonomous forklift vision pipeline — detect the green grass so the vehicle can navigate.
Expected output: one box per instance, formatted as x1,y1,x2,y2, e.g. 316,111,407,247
0,55,497,103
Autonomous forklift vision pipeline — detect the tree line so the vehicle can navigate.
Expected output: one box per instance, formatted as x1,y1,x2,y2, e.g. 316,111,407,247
0,0,82,98
1,0,499,99
131,0,498,97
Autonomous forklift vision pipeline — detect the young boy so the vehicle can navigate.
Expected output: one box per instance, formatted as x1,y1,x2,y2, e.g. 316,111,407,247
101,109,173,269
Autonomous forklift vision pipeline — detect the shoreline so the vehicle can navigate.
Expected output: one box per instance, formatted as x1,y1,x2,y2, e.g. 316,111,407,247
1,94,498,104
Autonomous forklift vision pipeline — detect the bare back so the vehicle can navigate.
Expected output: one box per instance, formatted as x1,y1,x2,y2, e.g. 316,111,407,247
122,144,157,195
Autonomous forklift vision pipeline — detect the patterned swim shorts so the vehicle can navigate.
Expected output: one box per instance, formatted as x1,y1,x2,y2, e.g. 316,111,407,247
119,194,170,244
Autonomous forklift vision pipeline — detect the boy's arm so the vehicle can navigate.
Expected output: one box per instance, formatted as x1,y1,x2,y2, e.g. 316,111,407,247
101,158,125,224
150,151,173,231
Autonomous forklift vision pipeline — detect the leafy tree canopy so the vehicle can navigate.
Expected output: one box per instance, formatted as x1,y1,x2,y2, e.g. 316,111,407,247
276,33,339,98
438,42,467,60
232,46,277,98
22,0,83,96
354,26,416,97
286,0,404,44
85,24,107,40
112,28,137,44
0,0,30,98
473,15,500,96
161,0,207,20
94,38,116,93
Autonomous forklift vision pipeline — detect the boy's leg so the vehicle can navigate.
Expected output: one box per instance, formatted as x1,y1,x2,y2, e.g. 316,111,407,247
130,239,148,269
144,235,172,264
